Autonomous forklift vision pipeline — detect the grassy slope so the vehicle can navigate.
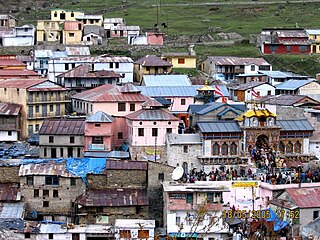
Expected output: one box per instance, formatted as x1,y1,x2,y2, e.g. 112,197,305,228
15,0,320,76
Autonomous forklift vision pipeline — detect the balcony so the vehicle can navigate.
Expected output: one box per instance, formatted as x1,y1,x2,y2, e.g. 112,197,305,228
89,144,107,151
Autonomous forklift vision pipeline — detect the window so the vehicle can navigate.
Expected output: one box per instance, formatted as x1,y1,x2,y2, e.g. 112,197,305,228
71,11,74,17
299,45,308,52
267,90,272,95
92,136,103,144
251,65,255,71
70,136,75,143
77,148,81,157
43,189,49,197
183,145,188,153
54,11,57,17
17,88,19,94
115,62,119,68
35,105,39,113
178,58,185,64
69,33,75,37
287,141,293,153
35,124,39,132
158,173,164,181
50,105,53,112
65,63,69,71
181,99,186,105
152,128,158,137
60,148,64,157
207,192,222,203
313,210,319,220
118,103,126,111
45,176,59,186
118,132,123,139
49,136,54,143
295,141,302,153
34,189,39,198
26,176,33,186
138,230,149,239
166,128,172,134
8,131,12,136
186,193,193,204
44,147,47,157
138,128,144,136
43,201,49,207
230,142,237,155
70,178,76,186
53,190,59,198
120,230,131,239
286,46,291,53
25,232,31,238
176,216,181,226
213,143,220,155
95,124,101,127
110,62,113,68
130,103,135,111
270,45,278,53
49,233,54,239
221,142,228,155
146,66,150,71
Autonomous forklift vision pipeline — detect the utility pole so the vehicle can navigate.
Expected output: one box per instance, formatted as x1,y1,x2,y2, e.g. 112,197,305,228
154,136,157,161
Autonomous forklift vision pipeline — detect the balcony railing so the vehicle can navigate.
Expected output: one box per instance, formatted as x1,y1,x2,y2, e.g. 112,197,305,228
89,144,106,151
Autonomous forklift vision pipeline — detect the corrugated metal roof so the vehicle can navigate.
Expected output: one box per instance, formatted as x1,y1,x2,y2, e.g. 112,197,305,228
39,118,85,135
103,18,125,23
72,84,150,102
0,79,46,88
276,79,315,90
256,95,317,106
66,46,90,56
83,25,103,36
206,56,270,66
137,86,197,97
277,119,314,131
106,160,147,170
277,30,308,38
285,188,320,208
40,224,67,234
34,50,53,58
84,151,130,159
75,189,148,207
197,120,241,133
55,55,133,63
0,183,20,201
142,75,191,86
75,14,103,20
0,102,21,116
230,81,271,91
0,203,24,219
134,55,172,67
258,71,309,79
167,133,201,144
188,104,208,114
0,69,39,76
278,39,310,45
141,98,163,107
120,83,141,93
19,162,75,177
0,58,26,67
86,111,113,123
126,109,179,121
196,102,225,115
57,64,121,78
306,29,320,35
162,52,194,57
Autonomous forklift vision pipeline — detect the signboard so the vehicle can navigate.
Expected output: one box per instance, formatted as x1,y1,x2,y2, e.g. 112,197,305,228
232,181,258,188
144,148,161,161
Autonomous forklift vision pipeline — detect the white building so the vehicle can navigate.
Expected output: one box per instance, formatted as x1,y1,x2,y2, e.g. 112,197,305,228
48,55,134,83
114,219,155,240
2,24,35,46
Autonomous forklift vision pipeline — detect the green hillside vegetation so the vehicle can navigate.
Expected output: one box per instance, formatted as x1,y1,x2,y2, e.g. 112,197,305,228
14,0,320,76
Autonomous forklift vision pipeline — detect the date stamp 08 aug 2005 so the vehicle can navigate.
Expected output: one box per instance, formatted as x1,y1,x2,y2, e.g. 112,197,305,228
222,209,300,219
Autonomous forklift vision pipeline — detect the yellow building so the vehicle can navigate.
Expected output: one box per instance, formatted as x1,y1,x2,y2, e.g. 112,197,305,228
0,79,69,139
36,20,63,44
51,9,84,21
306,29,320,53
161,53,197,69
63,21,83,45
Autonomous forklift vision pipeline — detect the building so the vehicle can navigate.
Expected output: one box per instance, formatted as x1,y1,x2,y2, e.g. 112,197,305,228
141,74,191,87
0,55,39,79
258,70,309,86
163,181,230,239
63,21,83,45
306,29,320,53
0,14,17,28
276,79,320,95
48,55,134,83
50,9,84,22
56,64,121,92
201,56,271,81
260,28,310,54
75,14,103,26
82,27,103,45
103,18,126,38
2,24,35,46
110,25,140,38
134,55,172,82
0,102,21,141
114,219,155,240
161,46,197,69
0,79,69,138
36,20,63,44
39,118,85,158
229,81,275,102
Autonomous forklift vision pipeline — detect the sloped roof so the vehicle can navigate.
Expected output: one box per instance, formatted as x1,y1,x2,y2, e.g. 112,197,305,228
64,21,82,31
206,56,270,66
142,75,191,86
0,102,21,116
83,25,103,36
39,118,85,135
192,85,230,97
0,79,46,88
285,188,320,208
0,203,24,219
197,120,241,133
141,98,163,108
86,111,113,123
126,109,179,121
57,64,121,78
196,102,225,115
66,46,90,56
72,84,150,102
19,162,75,177
276,79,315,90
167,133,201,144
235,108,276,121
0,58,25,67
134,55,172,67
306,29,320,35
230,81,271,91
277,30,308,38
258,70,308,79
137,86,197,97
120,83,141,93
277,119,314,131
75,189,148,207
256,95,319,106
188,104,208,114
0,69,39,77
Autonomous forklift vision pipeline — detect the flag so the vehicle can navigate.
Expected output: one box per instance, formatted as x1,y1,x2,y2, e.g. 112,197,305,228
252,88,260,98
215,85,224,97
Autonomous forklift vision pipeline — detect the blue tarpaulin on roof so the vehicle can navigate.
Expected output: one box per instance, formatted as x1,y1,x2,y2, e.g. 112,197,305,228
65,158,106,184
265,208,289,231
22,158,65,165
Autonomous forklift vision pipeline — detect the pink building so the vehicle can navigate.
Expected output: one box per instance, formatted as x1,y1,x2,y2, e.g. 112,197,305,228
147,32,164,45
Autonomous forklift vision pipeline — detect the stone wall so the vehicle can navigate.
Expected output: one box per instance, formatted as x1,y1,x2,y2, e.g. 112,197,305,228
0,166,20,183
129,145,167,164
276,106,305,120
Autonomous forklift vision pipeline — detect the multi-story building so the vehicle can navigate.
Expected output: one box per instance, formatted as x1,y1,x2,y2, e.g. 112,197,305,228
63,21,83,45
0,14,17,28
50,9,84,22
0,102,21,141
39,118,85,158
75,14,103,26
0,79,69,138
2,24,35,46
36,20,63,44
306,29,320,53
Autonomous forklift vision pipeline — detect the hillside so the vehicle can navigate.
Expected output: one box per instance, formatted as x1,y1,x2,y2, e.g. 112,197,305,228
4,0,320,76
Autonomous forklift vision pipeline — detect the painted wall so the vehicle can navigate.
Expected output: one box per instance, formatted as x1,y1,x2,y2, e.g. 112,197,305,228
263,44,310,54
50,10,84,21
63,30,82,45
164,56,196,69
84,121,114,151
299,81,320,95
0,130,18,141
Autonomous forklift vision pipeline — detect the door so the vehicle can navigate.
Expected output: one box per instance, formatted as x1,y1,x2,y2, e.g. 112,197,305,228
72,233,80,240
313,45,317,53
106,30,111,38
42,104,47,117
68,147,73,158
51,148,57,158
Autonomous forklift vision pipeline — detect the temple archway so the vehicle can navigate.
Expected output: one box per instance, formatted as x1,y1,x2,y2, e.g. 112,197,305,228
255,134,269,149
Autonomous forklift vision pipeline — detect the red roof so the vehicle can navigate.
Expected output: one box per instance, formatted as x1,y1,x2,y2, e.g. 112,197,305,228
72,84,150,102
0,69,39,77
0,102,21,116
75,189,148,207
0,59,26,67
0,79,46,88
134,55,172,67
285,188,320,208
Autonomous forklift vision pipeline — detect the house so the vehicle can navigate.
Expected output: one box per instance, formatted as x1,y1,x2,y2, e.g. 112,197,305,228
84,111,114,154
229,82,275,102
56,64,121,92
63,21,83,45
0,79,69,138
201,56,271,81
2,24,35,46
19,160,86,222
161,46,197,69
260,28,310,54
258,70,309,86
147,32,164,45
0,102,22,141
126,99,180,161
110,25,140,38
134,55,172,82
0,14,17,28
75,14,103,26
50,9,84,21
141,74,191,87
114,219,155,240
0,55,39,78
103,18,126,38
83,25,104,44
306,29,320,53
166,133,202,173
48,55,134,83
16,55,34,71
72,83,150,147
39,118,85,158
36,20,63,44
163,181,230,239
276,79,320,95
